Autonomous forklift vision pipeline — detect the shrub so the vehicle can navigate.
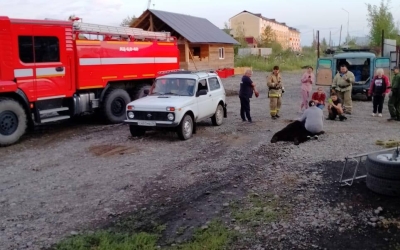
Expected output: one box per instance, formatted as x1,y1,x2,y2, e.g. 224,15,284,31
235,49,317,72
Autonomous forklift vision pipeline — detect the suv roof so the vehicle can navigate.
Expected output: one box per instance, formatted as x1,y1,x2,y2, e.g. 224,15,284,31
158,71,219,79
333,52,376,59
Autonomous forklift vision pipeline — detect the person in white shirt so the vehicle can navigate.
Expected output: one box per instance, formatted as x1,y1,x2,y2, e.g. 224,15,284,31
298,100,325,139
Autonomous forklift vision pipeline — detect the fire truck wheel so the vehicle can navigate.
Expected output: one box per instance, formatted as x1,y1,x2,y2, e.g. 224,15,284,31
103,88,131,123
0,98,27,146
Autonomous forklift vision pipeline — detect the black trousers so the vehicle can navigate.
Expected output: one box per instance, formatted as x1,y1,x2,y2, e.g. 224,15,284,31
373,95,385,113
239,96,251,121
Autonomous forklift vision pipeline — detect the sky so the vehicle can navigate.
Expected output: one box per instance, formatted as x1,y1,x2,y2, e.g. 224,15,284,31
2,0,400,46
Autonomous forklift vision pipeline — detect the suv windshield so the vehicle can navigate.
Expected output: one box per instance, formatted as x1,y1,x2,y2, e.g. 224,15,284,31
151,78,196,96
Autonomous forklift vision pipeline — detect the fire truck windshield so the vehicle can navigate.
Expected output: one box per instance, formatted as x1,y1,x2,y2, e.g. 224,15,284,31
152,78,196,96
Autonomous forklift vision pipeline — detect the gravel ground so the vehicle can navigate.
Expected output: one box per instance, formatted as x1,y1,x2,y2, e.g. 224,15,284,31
1,71,400,250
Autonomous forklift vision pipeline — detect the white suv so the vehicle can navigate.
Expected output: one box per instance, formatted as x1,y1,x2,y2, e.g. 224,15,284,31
124,70,227,140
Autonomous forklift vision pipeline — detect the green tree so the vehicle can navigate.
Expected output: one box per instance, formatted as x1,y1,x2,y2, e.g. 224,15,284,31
222,22,232,35
260,25,276,47
366,0,399,46
233,23,248,48
120,15,137,27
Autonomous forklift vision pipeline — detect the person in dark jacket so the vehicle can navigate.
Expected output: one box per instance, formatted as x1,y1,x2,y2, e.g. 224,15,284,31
239,69,259,122
368,68,391,117
388,66,400,121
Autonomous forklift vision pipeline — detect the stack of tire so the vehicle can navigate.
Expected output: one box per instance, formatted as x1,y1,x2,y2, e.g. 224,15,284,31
365,151,400,196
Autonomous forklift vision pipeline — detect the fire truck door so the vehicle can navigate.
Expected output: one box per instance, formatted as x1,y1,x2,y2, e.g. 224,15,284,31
32,26,70,99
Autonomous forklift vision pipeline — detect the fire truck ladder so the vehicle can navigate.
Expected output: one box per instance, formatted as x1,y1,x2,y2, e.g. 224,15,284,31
72,22,172,41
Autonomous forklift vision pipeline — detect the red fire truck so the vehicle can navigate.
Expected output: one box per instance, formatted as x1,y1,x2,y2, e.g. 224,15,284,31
0,16,179,146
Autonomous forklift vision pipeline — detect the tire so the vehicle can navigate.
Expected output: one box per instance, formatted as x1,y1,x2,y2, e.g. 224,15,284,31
0,98,27,147
129,125,146,137
177,114,193,140
366,173,400,197
365,151,400,180
103,88,131,123
211,104,224,126
132,83,151,100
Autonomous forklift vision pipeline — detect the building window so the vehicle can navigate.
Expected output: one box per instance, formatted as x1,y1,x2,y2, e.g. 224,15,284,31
218,47,225,59
18,36,60,63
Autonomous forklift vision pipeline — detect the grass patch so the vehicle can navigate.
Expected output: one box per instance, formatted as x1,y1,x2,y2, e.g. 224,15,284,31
231,194,290,225
235,50,317,72
55,231,159,250
169,220,234,250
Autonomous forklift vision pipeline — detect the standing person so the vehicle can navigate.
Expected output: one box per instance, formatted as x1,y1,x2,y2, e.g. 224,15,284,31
332,64,355,114
267,66,283,119
388,66,400,121
239,69,259,123
311,87,326,110
368,68,390,117
299,66,315,112
327,93,347,121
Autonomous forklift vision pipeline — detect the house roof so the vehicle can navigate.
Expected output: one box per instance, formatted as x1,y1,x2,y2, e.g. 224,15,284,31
230,10,300,33
134,9,239,45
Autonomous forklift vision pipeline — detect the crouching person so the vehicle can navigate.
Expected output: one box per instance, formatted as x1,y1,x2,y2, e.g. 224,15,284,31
298,100,325,139
327,93,347,121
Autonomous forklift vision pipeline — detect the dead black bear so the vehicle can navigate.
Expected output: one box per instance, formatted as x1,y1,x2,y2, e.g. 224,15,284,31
270,120,324,145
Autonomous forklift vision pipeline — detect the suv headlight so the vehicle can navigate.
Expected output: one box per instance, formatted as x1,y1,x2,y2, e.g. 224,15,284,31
127,111,134,119
167,113,174,121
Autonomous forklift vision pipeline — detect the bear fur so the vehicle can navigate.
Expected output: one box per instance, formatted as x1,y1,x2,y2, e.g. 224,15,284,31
270,120,325,145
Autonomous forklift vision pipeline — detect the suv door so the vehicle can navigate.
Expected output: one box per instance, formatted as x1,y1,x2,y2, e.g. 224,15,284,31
196,78,214,120
208,76,223,110
316,58,333,86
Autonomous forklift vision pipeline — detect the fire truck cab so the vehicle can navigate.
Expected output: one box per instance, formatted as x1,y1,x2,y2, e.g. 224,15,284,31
0,16,179,146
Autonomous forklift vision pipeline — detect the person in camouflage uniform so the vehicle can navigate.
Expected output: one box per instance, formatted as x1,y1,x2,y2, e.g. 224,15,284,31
332,64,355,114
267,66,284,119
388,66,400,121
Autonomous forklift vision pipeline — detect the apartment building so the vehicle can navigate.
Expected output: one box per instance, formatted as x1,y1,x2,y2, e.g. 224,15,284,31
229,10,301,51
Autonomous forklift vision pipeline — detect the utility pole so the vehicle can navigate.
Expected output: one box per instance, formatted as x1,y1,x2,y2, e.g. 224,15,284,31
317,30,320,58
329,30,332,47
342,8,349,43
381,29,385,57
339,25,342,47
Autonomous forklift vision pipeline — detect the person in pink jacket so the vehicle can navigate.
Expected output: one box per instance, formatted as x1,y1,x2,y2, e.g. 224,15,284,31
299,66,316,112
368,68,391,117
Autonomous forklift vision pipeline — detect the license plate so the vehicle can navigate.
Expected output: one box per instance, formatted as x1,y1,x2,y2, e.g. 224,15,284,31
138,121,156,126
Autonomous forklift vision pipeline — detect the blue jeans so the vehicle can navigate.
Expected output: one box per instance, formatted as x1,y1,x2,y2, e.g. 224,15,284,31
317,104,325,110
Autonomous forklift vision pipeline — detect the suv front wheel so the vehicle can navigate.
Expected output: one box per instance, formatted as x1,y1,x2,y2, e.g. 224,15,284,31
177,114,193,140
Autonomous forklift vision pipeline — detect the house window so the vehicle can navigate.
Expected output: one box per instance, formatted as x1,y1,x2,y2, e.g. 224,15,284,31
218,47,225,59
192,47,200,56
18,36,60,63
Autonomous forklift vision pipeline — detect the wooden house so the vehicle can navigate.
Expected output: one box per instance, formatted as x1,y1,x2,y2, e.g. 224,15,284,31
131,9,239,71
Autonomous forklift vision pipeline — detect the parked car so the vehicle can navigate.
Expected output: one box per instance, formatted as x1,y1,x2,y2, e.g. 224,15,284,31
124,70,227,140
316,49,391,101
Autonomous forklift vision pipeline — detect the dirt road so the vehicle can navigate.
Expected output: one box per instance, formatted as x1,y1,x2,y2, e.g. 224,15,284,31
1,71,400,250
